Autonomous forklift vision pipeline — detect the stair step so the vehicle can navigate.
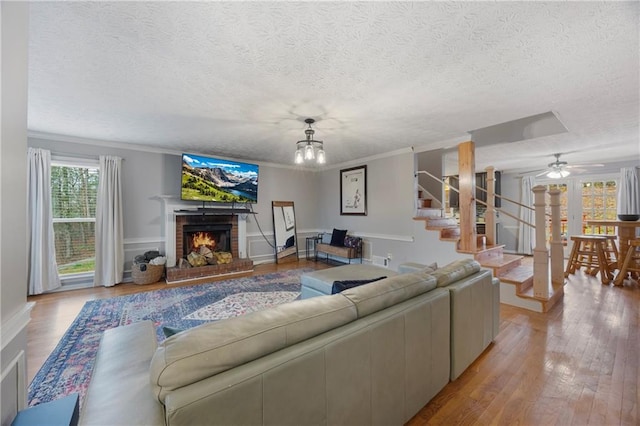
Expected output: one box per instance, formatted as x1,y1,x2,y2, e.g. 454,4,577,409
440,227,460,239
414,208,444,219
519,280,565,312
425,217,459,229
479,253,523,276
499,264,534,293
474,245,505,262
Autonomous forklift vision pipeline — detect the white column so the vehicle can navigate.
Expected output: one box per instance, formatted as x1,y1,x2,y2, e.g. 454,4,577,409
237,215,247,258
549,189,564,286
532,185,550,299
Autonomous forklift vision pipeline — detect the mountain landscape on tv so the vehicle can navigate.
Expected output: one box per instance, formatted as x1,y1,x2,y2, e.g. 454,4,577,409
181,154,258,203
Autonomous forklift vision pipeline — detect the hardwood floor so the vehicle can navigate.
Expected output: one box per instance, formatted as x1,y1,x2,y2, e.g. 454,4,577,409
27,261,639,424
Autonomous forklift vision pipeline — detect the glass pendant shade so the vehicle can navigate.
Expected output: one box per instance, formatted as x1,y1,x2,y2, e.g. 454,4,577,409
304,143,315,160
294,118,326,165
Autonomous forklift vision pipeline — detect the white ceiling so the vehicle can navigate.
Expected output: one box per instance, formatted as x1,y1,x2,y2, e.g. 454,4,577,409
28,1,639,173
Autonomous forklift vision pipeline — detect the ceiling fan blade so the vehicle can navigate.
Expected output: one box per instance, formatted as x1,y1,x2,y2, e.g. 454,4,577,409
566,163,605,169
535,170,550,177
518,168,546,175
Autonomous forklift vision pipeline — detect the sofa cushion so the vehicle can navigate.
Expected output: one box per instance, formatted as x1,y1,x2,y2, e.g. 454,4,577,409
149,294,358,402
301,264,398,295
330,228,348,246
430,259,482,287
398,262,437,274
341,271,437,318
331,276,387,294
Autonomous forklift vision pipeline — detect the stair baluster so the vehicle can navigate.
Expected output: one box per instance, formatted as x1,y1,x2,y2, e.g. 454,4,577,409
532,185,550,299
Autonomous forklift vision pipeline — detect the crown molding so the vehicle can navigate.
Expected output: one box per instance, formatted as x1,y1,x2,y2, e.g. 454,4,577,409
29,131,418,173
28,131,322,172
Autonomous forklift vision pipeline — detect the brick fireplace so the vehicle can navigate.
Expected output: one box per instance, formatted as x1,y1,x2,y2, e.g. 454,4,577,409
166,213,253,283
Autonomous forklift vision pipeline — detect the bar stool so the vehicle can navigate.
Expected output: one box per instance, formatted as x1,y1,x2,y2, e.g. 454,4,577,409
613,238,640,286
584,234,618,275
565,235,612,284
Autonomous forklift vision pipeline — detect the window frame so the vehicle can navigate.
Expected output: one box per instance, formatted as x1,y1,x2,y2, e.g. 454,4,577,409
51,155,100,282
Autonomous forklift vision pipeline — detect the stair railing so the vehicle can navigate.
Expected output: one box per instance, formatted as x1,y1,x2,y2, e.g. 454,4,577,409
417,170,536,229
417,169,560,301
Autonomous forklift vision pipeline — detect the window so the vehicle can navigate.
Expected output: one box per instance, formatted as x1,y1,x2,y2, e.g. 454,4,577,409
544,183,568,245
582,179,618,235
51,160,99,275
540,176,618,251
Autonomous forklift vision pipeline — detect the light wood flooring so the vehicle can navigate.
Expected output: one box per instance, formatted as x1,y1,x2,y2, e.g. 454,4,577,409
27,260,639,425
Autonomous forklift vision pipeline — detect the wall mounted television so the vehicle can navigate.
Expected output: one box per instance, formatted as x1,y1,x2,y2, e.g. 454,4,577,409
181,153,259,203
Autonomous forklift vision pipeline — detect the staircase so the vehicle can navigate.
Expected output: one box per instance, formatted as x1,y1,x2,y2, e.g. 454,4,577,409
414,206,563,313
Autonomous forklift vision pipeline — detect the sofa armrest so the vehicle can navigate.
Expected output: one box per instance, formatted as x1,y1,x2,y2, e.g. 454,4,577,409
80,321,164,425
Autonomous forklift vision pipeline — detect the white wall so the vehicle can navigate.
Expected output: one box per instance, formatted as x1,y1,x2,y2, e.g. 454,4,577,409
317,151,465,270
416,149,444,205
1,2,31,423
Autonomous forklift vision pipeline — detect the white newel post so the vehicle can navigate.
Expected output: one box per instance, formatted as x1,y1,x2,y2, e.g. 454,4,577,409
548,189,564,287
532,185,550,299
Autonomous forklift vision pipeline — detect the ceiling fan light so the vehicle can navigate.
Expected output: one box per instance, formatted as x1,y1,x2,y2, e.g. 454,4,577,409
547,169,570,179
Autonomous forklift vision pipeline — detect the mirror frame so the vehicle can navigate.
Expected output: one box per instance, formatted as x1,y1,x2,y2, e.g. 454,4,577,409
272,201,298,264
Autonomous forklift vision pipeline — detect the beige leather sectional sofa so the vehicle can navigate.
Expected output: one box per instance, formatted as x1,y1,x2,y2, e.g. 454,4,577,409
79,259,499,425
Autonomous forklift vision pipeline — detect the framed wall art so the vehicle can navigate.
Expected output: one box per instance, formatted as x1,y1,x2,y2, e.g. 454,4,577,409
340,165,367,215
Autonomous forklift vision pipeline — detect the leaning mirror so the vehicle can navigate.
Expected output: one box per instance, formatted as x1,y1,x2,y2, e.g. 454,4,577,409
272,201,298,264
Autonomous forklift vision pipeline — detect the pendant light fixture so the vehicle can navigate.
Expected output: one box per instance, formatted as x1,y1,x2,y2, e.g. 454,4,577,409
294,118,325,165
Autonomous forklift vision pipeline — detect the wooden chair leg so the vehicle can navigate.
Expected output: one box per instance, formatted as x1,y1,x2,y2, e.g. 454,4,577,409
614,247,634,286
596,242,611,284
565,241,579,277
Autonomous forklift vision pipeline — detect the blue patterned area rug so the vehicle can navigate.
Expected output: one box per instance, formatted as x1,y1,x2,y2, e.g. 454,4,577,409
28,268,310,408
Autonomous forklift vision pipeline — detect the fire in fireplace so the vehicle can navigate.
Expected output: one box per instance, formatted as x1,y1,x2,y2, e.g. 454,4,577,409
183,224,231,257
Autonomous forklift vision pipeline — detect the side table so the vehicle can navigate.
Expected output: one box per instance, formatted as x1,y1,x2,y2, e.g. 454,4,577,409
306,236,321,261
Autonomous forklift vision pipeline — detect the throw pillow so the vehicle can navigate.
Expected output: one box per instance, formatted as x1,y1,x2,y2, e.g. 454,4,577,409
330,228,348,246
285,235,295,248
162,326,184,338
344,235,362,249
331,276,387,294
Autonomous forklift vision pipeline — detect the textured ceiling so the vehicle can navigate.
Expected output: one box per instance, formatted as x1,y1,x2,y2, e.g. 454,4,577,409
28,1,639,172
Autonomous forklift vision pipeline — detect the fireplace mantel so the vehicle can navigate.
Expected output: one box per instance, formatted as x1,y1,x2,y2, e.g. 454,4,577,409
158,196,249,268
174,207,256,216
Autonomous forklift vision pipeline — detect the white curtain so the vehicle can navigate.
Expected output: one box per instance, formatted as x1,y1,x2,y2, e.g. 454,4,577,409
27,148,61,295
94,155,124,287
517,176,536,255
617,167,640,216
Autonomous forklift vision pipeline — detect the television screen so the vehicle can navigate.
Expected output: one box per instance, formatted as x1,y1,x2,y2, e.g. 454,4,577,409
181,153,259,203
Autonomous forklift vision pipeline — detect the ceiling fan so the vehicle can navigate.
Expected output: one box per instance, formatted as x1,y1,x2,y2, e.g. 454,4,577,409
521,153,604,179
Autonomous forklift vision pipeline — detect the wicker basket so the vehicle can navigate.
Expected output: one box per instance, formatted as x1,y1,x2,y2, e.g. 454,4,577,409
131,263,164,285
